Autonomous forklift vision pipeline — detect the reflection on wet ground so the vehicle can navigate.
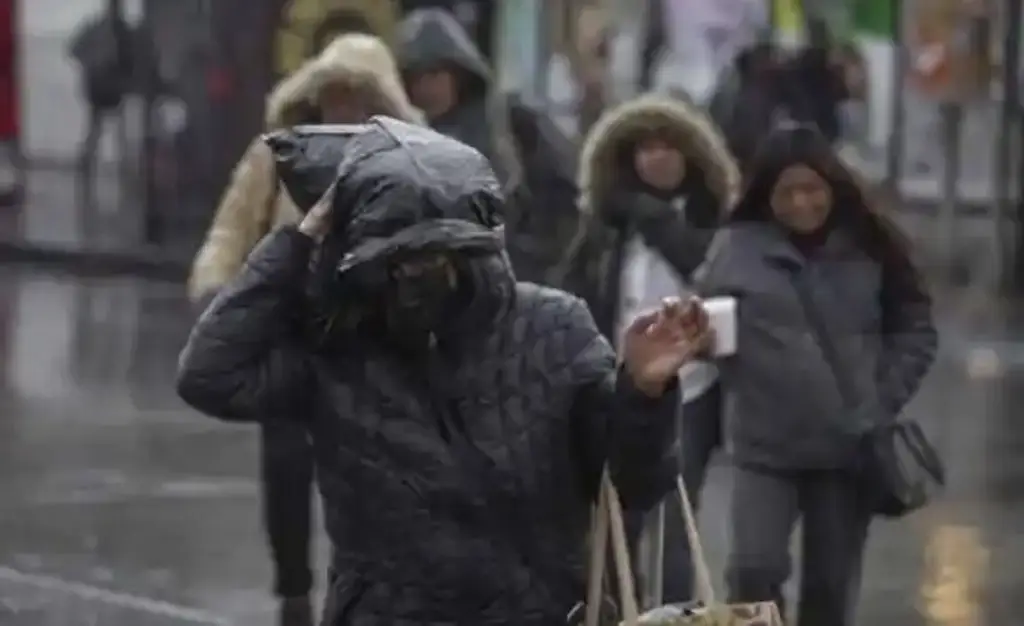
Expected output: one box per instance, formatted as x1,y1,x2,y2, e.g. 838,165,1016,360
0,268,1022,625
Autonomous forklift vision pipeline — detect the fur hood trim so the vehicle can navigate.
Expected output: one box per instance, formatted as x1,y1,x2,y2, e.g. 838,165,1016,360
577,94,740,214
265,33,423,128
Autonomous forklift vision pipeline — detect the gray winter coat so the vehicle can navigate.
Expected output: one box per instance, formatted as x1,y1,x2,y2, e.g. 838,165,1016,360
696,221,937,469
176,119,679,625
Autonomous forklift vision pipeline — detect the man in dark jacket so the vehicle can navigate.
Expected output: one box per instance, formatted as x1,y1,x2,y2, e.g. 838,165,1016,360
176,118,710,625
397,8,579,285
561,94,740,604
710,38,852,174
67,11,142,197
707,41,780,173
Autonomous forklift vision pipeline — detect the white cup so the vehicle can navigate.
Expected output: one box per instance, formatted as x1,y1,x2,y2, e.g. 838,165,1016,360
703,296,737,357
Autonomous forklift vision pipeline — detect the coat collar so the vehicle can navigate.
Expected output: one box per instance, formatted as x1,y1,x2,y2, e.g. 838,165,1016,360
743,221,863,271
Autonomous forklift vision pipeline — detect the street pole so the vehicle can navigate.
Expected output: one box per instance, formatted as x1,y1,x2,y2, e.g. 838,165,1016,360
107,0,130,219
936,101,963,276
139,0,161,245
531,0,551,103
993,0,1021,289
884,0,906,189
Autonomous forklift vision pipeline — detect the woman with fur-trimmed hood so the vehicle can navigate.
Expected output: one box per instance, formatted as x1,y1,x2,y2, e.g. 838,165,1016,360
187,32,421,626
189,33,422,302
561,94,739,604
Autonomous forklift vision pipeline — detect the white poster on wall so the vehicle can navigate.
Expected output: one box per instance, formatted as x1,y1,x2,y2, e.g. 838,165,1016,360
654,0,768,102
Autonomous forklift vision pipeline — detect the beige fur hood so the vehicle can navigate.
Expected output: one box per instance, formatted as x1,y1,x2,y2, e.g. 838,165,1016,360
577,94,740,215
188,33,423,301
265,32,423,128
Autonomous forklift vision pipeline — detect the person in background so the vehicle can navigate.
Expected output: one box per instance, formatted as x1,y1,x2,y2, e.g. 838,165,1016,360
706,40,781,174
397,8,579,285
398,0,495,61
67,11,161,201
560,93,740,603
644,0,769,102
780,20,852,145
711,28,859,174
307,0,402,51
187,33,421,626
176,117,710,625
696,123,937,626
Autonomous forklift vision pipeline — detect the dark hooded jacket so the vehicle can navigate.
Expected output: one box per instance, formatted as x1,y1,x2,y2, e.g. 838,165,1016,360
561,95,740,341
709,44,848,173
707,43,783,173
397,8,580,286
695,125,937,469
176,118,679,625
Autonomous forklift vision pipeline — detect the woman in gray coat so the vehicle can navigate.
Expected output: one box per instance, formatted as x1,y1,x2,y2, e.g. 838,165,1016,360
697,124,937,626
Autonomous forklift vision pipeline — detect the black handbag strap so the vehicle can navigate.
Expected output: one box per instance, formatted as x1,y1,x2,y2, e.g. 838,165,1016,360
790,271,947,485
788,271,859,411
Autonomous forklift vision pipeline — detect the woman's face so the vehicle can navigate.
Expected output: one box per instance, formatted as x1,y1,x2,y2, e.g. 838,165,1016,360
770,164,832,233
318,83,372,124
633,138,686,192
407,69,458,119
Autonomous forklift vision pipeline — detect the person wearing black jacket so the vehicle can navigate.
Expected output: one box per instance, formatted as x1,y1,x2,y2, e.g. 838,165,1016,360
176,118,711,625
397,8,579,285
710,35,853,174
560,94,740,603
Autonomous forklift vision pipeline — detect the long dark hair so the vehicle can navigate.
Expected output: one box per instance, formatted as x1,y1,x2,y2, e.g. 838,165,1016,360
732,123,916,274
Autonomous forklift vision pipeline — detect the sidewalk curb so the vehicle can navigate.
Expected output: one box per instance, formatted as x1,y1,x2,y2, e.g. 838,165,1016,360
0,241,188,282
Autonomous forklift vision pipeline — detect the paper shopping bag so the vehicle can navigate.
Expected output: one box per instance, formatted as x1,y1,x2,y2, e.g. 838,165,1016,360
583,471,784,626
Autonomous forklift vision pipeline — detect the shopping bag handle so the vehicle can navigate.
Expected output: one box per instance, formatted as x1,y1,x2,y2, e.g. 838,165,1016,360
584,469,640,626
584,470,716,625
675,474,716,607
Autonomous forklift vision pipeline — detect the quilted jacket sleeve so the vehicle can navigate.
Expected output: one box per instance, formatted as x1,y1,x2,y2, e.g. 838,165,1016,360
188,139,278,302
177,227,314,422
565,297,680,511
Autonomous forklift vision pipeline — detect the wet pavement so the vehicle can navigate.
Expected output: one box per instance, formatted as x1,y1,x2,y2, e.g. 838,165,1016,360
0,267,1022,625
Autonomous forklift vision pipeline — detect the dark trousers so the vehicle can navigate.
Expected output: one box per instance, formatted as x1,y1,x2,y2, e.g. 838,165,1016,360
77,104,107,201
661,383,722,602
260,420,315,599
726,466,872,626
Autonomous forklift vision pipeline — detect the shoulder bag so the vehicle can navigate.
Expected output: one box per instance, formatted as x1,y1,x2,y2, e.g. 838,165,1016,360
789,271,945,518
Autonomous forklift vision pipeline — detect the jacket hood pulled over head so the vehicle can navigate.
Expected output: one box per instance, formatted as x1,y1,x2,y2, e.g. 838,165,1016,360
397,9,491,98
265,32,424,129
303,117,512,337
577,94,740,217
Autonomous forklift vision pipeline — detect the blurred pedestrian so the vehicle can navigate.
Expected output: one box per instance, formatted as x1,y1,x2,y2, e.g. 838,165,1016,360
66,11,157,199
397,0,495,60
695,123,937,626
308,0,402,52
559,94,740,603
397,8,579,285
780,23,852,145
706,40,782,173
710,33,857,174
177,117,709,625
187,33,421,626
